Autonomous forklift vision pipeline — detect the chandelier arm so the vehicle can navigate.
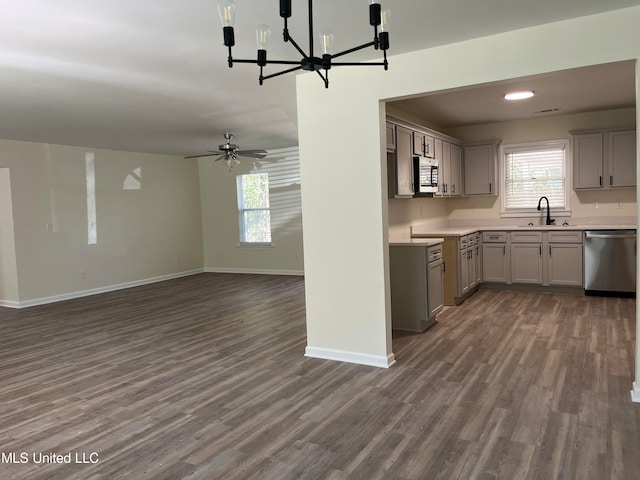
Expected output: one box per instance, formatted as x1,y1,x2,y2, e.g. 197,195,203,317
284,34,309,60
331,41,377,60
315,70,328,89
260,65,304,82
308,0,315,59
233,58,301,65
330,61,387,66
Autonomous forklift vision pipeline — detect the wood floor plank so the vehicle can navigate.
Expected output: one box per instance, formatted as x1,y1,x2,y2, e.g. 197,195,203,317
1,275,639,479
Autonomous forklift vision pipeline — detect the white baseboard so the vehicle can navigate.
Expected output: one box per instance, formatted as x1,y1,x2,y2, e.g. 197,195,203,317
3,268,204,309
305,346,396,368
631,382,640,403
205,267,304,276
0,300,20,308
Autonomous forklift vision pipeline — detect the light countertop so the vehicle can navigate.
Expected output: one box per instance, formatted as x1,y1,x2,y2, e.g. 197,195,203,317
410,224,637,237
389,237,444,246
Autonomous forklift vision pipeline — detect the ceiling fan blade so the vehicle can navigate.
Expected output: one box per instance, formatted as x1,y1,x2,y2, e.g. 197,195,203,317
213,155,227,162
237,150,268,159
184,153,220,159
207,150,224,154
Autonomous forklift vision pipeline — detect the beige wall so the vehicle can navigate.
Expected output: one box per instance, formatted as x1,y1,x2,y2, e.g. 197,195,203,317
0,168,19,304
0,139,204,305
199,146,304,275
296,6,640,367
387,107,637,230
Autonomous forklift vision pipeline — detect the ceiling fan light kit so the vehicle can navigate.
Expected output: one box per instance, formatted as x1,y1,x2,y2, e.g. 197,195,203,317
218,0,390,88
184,133,267,169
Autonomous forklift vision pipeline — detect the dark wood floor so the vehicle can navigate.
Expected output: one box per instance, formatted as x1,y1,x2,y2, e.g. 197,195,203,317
0,273,638,479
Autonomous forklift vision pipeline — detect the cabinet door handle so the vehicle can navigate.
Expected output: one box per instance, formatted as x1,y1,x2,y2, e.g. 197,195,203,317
610,175,613,186
489,182,492,193
503,245,505,256
549,245,551,256
539,245,542,256
452,184,456,194
442,261,446,273
599,175,602,186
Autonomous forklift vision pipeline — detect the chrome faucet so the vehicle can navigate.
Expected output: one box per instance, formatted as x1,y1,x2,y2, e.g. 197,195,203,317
536,196,555,225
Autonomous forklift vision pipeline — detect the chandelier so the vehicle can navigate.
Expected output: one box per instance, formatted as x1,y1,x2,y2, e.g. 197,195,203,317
217,0,390,89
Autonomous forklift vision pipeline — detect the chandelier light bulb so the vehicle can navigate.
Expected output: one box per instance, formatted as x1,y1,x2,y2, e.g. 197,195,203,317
319,30,335,55
218,0,236,27
380,9,391,32
256,24,272,49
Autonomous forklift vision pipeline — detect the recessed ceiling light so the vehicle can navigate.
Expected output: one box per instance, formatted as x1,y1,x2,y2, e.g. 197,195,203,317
504,90,535,100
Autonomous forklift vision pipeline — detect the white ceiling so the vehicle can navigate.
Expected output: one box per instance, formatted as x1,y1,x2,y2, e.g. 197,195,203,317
0,0,639,156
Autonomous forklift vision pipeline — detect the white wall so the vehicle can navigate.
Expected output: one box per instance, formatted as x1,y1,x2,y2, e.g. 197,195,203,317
0,168,19,305
296,6,640,368
0,139,204,305
199,147,304,275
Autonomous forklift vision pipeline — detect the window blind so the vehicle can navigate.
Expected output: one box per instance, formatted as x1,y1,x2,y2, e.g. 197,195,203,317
504,146,566,210
236,173,272,244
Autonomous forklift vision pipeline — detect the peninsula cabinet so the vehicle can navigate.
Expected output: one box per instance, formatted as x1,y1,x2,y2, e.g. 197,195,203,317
463,141,499,196
388,125,415,198
389,245,443,332
572,128,636,189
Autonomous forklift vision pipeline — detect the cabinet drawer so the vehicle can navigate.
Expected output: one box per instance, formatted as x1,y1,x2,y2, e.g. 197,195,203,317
483,231,507,243
511,231,543,243
459,235,469,250
468,233,478,246
427,244,443,262
548,231,582,243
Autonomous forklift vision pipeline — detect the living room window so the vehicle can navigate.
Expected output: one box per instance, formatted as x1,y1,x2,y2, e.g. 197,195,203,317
501,140,571,217
236,173,272,245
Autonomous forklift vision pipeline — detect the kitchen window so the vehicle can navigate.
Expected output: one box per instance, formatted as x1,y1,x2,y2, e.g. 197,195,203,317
236,173,272,245
501,140,570,217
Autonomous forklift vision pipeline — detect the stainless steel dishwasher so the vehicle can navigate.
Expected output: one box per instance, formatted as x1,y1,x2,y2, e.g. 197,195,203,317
584,230,636,297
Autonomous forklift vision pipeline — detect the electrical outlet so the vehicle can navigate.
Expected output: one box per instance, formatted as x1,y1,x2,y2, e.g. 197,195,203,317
593,201,599,209
46,223,53,232
617,201,623,209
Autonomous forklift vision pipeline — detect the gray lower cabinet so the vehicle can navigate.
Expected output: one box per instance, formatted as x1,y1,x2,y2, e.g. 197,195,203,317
511,243,544,284
482,232,508,283
546,231,583,286
510,231,544,284
389,245,443,332
427,256,444,318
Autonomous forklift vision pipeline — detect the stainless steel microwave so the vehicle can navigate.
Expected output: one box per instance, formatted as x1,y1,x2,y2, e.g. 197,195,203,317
413,156,439,195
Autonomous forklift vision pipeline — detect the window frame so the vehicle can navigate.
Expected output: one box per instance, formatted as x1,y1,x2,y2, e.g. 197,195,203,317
499,139,572,218
236,172,272,246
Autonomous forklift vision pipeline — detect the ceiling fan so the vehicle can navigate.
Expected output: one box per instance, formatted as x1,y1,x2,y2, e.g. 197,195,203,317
184,133,267,167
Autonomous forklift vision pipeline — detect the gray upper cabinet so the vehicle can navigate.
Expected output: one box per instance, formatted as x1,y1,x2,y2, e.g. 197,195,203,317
463,142,499,196
413,132,435,158
608,130,636,187
573,129,636,189
391,126,415,198
441,142,462,196
385,122,396,152
449,144,462,196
